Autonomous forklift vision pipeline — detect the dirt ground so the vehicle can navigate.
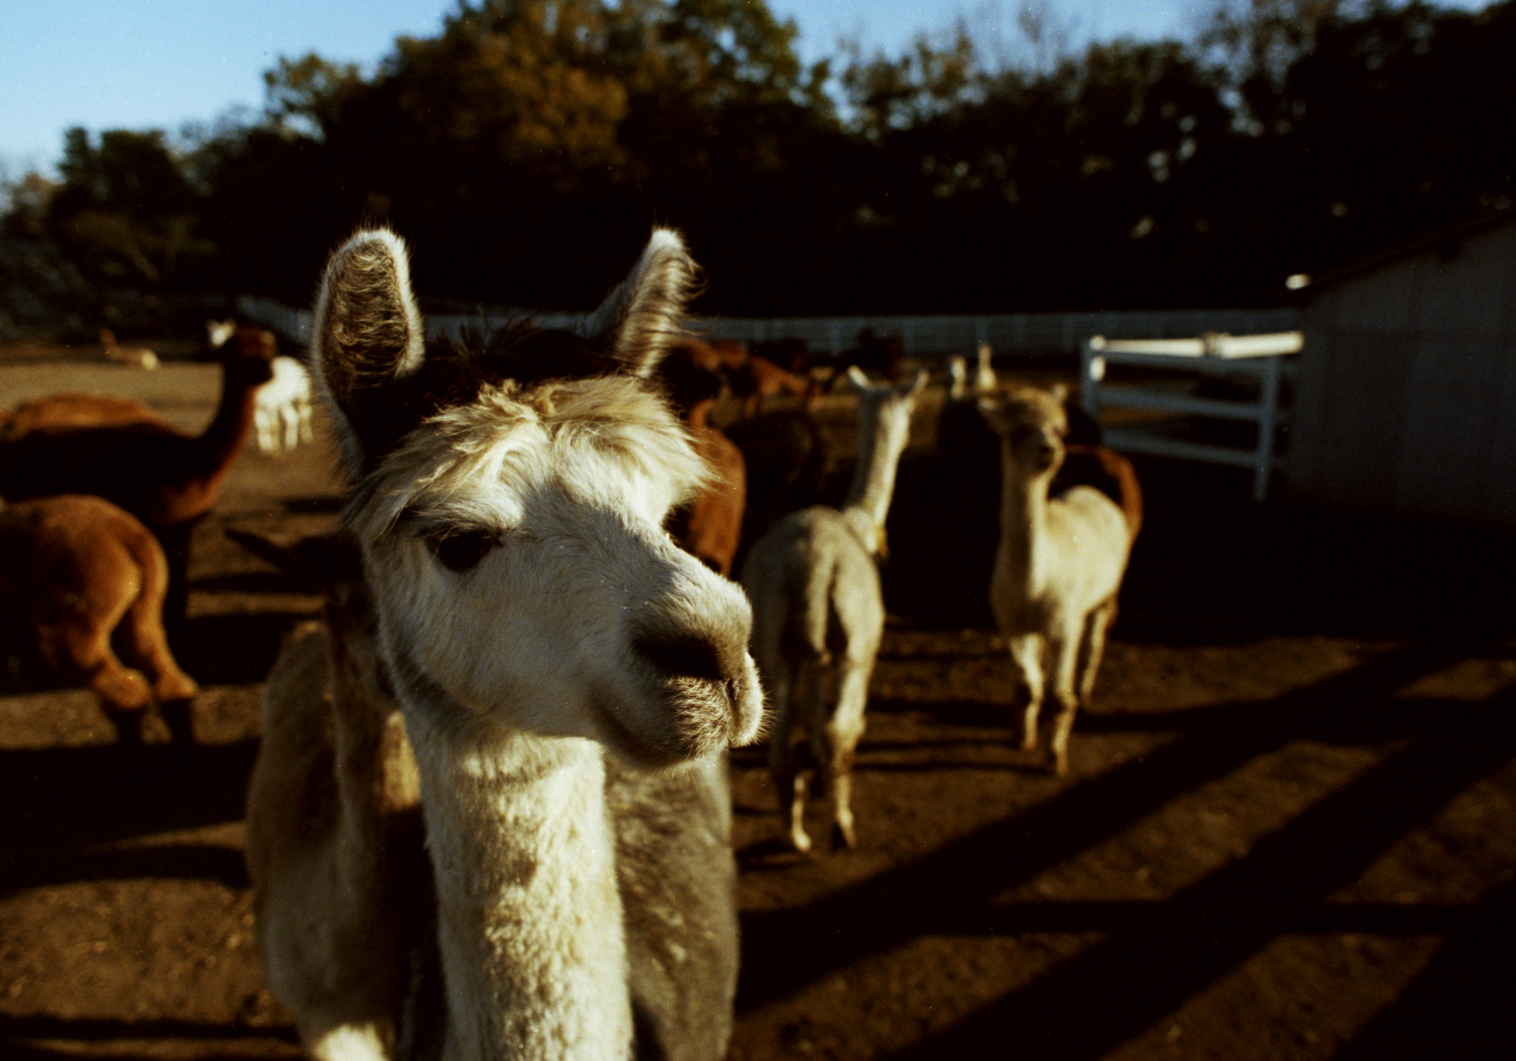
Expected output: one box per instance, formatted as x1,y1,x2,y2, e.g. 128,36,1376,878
1,341,1513,1060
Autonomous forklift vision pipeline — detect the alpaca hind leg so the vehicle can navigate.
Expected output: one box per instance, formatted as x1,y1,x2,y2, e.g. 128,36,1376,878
119,588,199,746
825,656,873,851
255,407,277,454
297,400,315,444
765,664,814,852
282,405,302,452
47,623,154,744
1007,634,1045,751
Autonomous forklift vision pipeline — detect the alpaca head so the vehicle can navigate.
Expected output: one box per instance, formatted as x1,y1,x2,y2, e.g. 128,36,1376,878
310,227,765,765
979,383,1071,477
846,364,928,461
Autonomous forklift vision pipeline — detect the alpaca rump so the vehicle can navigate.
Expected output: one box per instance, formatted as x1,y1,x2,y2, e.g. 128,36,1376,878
303,224,762,1060
0,495,196,743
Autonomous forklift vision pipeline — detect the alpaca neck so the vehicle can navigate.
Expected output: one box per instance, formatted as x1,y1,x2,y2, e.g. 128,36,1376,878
996,444,1055,588
842,414,908,557
331,680,420,895
411,713,629,1061
188,364,262,483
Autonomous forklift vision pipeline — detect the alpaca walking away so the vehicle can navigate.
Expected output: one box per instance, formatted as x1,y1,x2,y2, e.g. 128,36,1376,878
979,383,1141,776
306,225,764,1061
742,367,927,852
0,324,277,639
0,495,197,743
232,529,429,1061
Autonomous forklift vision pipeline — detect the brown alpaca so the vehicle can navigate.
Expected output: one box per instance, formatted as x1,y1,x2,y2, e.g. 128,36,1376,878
672,403,747,577
719,341,816,417
0,495,197,743
0,393,159,440
659,343,747,577
0,325,277,630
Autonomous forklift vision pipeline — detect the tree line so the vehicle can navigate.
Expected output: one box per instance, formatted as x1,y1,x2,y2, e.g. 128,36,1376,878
4,0,1513,319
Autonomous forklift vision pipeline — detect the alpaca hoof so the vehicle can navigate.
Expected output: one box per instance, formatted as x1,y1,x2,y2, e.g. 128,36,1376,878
160,698,196,747
830,820,857,852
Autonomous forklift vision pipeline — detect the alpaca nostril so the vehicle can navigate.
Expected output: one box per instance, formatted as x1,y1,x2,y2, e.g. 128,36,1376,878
635,631,726,685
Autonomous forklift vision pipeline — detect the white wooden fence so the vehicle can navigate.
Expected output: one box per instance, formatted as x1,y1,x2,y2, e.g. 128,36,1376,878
1079,332,1303,502
238,295,1301,360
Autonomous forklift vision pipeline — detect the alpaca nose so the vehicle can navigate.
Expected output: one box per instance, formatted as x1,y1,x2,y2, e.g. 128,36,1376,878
634,629,731,688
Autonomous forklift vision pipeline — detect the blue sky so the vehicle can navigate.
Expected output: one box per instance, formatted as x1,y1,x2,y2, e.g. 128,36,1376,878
0,0,1490,180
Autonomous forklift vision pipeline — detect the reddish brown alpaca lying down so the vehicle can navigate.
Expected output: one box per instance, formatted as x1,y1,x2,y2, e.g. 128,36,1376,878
0,495,197,744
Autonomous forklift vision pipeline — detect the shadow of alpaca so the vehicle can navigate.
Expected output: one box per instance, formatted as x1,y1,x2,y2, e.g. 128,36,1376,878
734,640,1516,1060
0,740,258,897
0,1014,297,1061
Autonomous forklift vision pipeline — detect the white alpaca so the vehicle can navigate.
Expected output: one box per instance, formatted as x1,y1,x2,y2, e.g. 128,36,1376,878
946,342,997,401
979,383,1140,776
741,366,927,853
255,355,316,454
305,226,764,1061
206,319,313,454
235,530,427,1061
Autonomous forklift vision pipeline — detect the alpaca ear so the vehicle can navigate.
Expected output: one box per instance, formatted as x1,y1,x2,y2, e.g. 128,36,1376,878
310,228,427,474
902,367,929,398
845,365,872,392
1048,382,1071,405
581,228,698,377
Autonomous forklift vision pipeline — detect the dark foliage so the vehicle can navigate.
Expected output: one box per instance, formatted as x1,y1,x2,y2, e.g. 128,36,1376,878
6,0,1514,316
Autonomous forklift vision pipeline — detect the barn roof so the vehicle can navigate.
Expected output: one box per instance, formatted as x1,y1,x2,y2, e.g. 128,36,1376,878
1302,203,1516,294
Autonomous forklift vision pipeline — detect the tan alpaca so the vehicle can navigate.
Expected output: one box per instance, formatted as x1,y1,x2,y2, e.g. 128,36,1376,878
741,367,927,852
979,383,1141,776
0,495,197,743
98,328,159,369
306,226,763,1061
232,529,428,1061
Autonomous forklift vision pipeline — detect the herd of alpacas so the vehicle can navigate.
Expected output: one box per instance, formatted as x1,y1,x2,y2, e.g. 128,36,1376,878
0,226,1141,1060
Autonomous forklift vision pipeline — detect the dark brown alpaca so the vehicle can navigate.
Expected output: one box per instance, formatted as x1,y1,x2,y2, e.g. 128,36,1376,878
0,495,197,743
658,342,747,577
0,325,277,636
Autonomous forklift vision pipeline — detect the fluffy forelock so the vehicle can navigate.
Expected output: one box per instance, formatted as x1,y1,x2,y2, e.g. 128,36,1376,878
346,374,711,538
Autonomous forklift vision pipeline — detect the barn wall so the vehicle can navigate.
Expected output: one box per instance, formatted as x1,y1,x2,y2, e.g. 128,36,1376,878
1288,221,1516,523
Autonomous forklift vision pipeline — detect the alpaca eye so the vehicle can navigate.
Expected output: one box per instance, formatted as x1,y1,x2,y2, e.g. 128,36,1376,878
430,529,498,572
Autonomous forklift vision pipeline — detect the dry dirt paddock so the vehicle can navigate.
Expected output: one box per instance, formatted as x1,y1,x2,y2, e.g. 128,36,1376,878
0,342,1513,1060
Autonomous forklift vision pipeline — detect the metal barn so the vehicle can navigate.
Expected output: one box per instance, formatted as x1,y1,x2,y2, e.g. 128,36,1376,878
1287,211,1516,524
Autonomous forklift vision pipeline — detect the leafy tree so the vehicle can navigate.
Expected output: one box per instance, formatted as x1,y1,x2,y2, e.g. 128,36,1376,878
46,128,210,286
